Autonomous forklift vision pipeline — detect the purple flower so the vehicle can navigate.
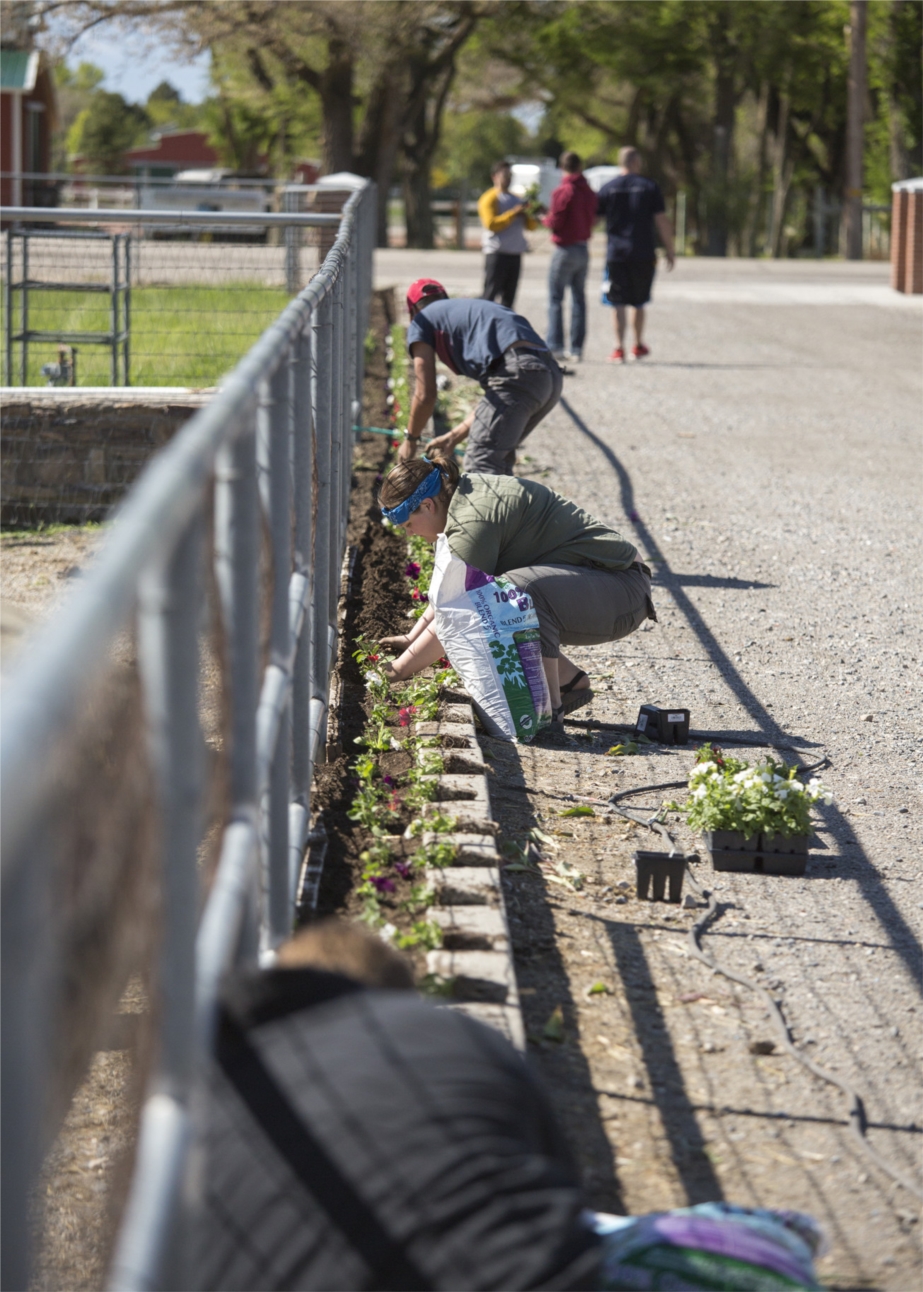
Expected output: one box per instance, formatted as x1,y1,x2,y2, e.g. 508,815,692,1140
382,774,395,787
404,561,421,579
370,875,396,894
394,860,413,880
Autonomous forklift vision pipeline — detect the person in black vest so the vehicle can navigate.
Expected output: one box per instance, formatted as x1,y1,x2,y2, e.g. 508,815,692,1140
191,919,601,1291
596,148,675,364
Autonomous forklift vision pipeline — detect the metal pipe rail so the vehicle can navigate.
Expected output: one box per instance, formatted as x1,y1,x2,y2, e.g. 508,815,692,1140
0,179,376,1291
2,205,342,227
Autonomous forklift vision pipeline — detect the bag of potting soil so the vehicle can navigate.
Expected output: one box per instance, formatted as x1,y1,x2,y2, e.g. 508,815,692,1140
428,535,551,742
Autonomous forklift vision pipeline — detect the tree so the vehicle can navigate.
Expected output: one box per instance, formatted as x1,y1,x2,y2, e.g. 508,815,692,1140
434,110,527,190
38,0,486,246
67,90,150,172
479,0,914,257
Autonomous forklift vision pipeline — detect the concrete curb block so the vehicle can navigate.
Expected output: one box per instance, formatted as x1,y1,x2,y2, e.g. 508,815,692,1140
414,699,525,1051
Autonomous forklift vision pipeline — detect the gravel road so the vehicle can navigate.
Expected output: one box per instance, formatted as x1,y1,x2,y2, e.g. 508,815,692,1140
378,247,922,1289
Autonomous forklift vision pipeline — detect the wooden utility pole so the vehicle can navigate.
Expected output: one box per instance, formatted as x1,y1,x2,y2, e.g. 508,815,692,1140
845,0,867,259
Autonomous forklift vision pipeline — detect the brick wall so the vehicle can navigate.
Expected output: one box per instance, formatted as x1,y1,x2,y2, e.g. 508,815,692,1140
890,185,923,294
1,397,206,527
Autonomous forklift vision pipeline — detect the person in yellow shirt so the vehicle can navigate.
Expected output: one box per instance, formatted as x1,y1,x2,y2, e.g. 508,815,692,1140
478,160,539,309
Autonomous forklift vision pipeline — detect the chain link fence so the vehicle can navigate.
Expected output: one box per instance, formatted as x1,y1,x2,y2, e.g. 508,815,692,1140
0,198,349,389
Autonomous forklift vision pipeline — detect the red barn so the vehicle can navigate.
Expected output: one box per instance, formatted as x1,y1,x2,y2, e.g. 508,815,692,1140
0,46,59,206
121,129,220,181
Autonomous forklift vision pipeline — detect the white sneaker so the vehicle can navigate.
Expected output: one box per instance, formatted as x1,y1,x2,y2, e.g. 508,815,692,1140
550,349,567,361
567,351,582,363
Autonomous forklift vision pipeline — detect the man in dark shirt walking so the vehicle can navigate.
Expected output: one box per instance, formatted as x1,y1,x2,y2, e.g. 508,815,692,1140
596,147,675,363
543,151,598,362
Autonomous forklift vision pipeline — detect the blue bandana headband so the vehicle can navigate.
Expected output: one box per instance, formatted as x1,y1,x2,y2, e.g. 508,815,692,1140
381,462,443,525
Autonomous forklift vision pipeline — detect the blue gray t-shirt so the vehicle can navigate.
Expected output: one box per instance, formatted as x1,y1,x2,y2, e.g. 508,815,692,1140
596,174,666,263
407,299,545,381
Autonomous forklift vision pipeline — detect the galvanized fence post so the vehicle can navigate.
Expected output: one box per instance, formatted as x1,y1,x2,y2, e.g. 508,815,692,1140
4,225,12,385
311,290,334,758
111,513,204,1290
20,230,29,385
326,265,343,648
290,323,314,855
256,359,294,948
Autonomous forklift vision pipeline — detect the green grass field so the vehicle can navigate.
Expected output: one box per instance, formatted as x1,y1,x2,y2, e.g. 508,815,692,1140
1,284,291,387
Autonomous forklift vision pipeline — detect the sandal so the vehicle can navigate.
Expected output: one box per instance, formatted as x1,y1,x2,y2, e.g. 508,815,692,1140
559,670,593,715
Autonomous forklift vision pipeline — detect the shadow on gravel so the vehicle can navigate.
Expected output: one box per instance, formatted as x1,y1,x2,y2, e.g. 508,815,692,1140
560,396,923,992
592,913,725,1204
669,575,775,590
483,738,625,1213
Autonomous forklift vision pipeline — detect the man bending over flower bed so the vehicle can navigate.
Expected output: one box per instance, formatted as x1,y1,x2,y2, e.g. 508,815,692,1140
399,277,562,475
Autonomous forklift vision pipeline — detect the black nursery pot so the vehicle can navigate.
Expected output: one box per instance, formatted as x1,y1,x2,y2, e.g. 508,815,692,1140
633,850,691,902
705,829,809,876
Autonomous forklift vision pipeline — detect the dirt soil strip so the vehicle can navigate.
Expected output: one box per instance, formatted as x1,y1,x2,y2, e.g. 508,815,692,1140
313,294,524,1044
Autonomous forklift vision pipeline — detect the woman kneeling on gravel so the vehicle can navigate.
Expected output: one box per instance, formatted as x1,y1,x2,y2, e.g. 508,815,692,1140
379,454,656,726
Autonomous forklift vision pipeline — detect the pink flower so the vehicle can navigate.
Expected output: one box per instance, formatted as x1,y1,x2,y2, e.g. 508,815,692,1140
411,589,428,602
398,705,418,727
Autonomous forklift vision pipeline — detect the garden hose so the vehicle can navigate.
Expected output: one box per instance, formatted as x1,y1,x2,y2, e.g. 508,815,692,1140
604,774,923,1201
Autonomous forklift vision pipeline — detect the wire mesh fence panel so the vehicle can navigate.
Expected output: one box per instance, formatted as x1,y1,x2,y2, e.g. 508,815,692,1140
1,179,376,1292
1,216,323,388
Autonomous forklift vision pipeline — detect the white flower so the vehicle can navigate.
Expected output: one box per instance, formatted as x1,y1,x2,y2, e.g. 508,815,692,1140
692,785,708,800
366,670,383,686
823,791,835,805
390,737,402,750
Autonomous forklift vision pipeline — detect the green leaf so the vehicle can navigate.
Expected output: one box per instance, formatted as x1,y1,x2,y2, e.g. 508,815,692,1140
542,1005,565,1043
587,981,610,996
607,742,638,757
559,804,595,817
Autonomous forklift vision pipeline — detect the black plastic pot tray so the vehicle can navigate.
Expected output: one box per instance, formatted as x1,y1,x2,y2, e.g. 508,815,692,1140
705,830,809,876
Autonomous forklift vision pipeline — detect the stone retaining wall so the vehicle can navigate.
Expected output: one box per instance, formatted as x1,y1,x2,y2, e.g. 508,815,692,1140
0,388,211,527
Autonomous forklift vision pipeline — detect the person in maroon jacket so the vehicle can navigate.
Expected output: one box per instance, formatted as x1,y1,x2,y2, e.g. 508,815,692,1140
543,152,598,363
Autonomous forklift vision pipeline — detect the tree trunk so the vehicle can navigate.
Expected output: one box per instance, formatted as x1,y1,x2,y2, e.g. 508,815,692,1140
743,81,770,257
319,38,355,174
844,0,867,259
769,91,793,257
356,71,403,247
706,8,737,257
707,68,736,255
887,0,910,181
401,59,457,249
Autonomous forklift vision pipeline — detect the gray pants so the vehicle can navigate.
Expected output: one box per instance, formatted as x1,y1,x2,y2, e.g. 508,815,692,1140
464,348,563,476
502,563,656,658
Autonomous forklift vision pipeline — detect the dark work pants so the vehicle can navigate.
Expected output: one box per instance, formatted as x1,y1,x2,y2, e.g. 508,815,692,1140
482,252,522,309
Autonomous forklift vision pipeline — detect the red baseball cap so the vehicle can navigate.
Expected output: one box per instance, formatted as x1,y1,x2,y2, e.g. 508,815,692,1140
406,278,448,316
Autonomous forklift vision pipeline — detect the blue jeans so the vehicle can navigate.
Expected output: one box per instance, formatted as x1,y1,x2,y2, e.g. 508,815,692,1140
546,242,589,354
